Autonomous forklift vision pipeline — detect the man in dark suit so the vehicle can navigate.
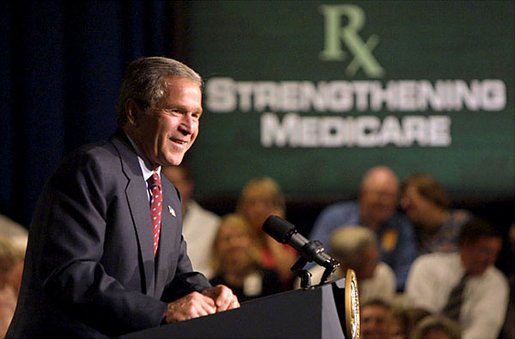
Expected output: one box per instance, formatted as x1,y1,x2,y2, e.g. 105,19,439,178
7,57,239,338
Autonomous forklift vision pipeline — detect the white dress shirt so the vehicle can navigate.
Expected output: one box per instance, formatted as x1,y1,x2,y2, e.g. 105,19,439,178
404,252,509,339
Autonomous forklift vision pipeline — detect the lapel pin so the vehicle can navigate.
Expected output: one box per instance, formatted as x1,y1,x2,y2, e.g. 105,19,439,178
168,205,176,217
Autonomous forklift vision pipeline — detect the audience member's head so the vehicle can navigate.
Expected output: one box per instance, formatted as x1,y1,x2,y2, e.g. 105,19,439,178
390,306,432,339
400,174,450,231
411,315,461,339
359,166,400,231
210,213,260,278
236,177,286,231
0,214,28,241
0,236,25,296
361,298,392,339
162,164,194,213
389,306,409,339
458,217,502,276
330,226,379,281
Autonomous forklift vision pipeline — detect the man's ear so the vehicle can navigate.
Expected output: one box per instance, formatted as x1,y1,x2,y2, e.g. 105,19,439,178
125,99,140,126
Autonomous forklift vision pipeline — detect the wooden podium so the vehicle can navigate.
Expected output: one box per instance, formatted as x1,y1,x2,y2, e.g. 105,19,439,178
122,271,360,339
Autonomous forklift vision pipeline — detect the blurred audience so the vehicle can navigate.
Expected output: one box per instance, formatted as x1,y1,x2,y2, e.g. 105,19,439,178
310,166,417,291
301,226,395,304
360,298,392,339
401,174,471,255
0,236,26,337
404,218,508,339
410,315,461,339
163,164,220,279
236,177,297,287
389,307,432,339
500,222,515,339
0,215,28,252
209,213,284,302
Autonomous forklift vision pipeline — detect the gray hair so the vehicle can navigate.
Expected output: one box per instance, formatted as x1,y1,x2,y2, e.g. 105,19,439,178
116,56,203,126
329,226,377,266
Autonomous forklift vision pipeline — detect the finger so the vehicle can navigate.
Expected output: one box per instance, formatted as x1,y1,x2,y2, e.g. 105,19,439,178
201,285,239,312
227,297,240,310
218,289,240,311
190,292,217,316
212,286,233,310
232,298,240,308
199,297,217,315
166,293,216,322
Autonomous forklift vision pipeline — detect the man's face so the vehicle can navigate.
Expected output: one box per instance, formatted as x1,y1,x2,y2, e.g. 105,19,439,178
461,236,502,276
360,177,399,228
127,76,202,168
360,304,391,339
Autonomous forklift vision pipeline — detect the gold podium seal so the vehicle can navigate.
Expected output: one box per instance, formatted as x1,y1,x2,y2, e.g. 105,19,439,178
345,269,360,339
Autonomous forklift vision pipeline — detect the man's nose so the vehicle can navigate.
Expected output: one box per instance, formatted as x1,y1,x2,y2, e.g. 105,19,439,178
179,115,195,134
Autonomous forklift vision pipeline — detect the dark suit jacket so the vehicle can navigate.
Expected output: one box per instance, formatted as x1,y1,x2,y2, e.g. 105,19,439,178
7,131,211,338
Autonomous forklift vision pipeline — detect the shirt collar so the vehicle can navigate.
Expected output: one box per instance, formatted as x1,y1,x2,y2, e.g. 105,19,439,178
125,133,161,181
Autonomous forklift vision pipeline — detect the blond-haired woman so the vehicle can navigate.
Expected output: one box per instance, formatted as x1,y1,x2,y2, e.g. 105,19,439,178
209,214,284,302
236,177,297,287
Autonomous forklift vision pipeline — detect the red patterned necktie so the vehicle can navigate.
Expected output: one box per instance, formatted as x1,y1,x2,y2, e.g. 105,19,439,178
148,172,162,256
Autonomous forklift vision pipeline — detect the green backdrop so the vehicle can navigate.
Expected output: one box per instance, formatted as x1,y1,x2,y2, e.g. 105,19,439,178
186,0,514,202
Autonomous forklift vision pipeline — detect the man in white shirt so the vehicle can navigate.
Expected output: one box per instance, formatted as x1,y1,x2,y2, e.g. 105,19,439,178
404,218,508,339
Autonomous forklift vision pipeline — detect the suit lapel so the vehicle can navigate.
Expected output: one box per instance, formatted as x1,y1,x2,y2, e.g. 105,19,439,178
111,132,156,295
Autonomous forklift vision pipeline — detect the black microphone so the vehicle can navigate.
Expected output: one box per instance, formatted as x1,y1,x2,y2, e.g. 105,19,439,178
262,215,339,269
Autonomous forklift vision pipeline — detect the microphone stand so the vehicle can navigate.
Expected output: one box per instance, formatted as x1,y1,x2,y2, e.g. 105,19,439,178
291,256,312,289
320,260,339,285
291,240,340,289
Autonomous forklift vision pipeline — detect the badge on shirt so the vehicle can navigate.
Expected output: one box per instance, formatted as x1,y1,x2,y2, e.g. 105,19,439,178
381,228,398,252
168,205,176,217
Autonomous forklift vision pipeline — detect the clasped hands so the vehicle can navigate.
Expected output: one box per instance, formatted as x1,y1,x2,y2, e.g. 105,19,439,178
164,284,240,323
